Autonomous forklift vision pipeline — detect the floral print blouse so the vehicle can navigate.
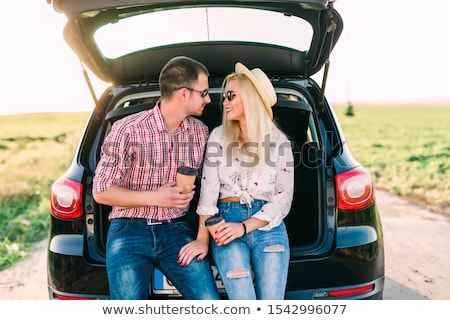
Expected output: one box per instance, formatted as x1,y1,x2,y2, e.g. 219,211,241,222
196,125,295,230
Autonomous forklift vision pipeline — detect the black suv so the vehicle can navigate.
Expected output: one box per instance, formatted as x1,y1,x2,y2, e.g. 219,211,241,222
47,0,384,300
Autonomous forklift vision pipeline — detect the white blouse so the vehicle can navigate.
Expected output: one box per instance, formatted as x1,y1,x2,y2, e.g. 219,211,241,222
196,125,295,230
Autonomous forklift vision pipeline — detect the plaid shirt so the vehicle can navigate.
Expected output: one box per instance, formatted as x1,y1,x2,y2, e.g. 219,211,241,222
93,103,209,220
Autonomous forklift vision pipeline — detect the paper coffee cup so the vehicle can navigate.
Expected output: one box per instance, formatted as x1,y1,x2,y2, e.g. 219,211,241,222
205,214,225,236
176,166,197,194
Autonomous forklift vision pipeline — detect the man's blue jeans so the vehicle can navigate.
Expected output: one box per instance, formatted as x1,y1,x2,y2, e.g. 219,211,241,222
106,218,220,300
211,200,290,300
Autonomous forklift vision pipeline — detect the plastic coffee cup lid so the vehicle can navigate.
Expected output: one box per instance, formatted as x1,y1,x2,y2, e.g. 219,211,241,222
205,214,224,226
177,166,197,176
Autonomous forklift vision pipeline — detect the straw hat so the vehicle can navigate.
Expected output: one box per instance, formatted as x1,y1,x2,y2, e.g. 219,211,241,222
235,62,276,119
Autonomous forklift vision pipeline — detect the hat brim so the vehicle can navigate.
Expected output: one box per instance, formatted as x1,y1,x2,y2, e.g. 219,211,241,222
235,62,275,119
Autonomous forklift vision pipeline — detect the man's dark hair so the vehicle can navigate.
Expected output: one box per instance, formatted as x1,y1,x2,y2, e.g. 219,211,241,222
159,56,209,99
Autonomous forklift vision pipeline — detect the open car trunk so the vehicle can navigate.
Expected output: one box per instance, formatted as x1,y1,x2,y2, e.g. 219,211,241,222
86,83,325,265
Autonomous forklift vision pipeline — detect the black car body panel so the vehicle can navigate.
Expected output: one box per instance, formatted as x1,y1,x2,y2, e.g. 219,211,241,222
47,0,384,300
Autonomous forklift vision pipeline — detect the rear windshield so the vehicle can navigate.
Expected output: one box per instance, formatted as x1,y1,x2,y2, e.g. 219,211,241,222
94,6,314,59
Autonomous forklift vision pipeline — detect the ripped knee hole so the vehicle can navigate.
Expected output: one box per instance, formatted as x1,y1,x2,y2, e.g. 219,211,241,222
263,245,285,252
226,269,250,278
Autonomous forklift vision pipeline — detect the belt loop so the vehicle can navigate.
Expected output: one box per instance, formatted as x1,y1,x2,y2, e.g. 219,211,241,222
146,218,162,225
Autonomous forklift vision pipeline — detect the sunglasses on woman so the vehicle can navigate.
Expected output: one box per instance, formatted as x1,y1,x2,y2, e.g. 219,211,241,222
223,90,239,102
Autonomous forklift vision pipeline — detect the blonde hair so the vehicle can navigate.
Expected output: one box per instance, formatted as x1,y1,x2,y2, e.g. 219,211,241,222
221,73,283,170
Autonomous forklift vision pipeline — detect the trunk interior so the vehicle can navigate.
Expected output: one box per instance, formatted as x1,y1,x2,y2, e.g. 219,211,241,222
92,89,323,259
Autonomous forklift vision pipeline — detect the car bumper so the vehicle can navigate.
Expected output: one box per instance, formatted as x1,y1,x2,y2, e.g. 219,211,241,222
285,277,384,300
48,234,109,299
48,227,384,300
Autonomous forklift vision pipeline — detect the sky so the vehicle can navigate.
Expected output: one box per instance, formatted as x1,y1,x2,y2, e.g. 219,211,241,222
1,0,449,116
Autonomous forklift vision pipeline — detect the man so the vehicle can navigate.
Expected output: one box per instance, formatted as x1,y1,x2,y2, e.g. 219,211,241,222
93,56,220,300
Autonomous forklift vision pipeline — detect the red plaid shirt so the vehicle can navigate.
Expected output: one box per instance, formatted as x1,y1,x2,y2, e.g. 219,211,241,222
93,103,209,220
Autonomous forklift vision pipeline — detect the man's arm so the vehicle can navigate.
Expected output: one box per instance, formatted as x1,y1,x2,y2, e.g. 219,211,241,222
93,183,196,209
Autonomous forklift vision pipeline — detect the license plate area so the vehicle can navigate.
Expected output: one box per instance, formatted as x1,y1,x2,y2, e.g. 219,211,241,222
151,265,226,296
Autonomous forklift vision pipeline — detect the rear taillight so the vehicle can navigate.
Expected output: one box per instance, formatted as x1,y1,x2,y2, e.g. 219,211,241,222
50,177,83,219
335,166,374,210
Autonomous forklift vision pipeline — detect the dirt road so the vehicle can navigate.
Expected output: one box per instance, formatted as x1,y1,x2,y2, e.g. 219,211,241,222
0,237,47,299
1,188,449,300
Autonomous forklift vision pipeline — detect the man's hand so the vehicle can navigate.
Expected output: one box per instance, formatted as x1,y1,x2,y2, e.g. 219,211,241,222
155,183,195,208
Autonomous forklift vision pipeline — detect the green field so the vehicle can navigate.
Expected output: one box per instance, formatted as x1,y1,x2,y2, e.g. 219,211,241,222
0,112,90,269
334,104,449,216
0,105,449,270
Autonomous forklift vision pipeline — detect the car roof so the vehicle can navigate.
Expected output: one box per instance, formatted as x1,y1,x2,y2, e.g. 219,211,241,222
49,0,343,84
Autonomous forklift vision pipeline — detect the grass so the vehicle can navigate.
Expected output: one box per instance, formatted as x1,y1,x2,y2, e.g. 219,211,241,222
334,104,450,216
0,105,448,270
0,112,90,270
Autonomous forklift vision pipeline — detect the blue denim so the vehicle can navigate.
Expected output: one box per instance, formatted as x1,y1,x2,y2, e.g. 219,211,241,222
106,218,220,300
211,200,290,300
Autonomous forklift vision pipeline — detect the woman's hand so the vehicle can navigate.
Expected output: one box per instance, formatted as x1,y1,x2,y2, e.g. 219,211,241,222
213,222,246,246
177,239,209,266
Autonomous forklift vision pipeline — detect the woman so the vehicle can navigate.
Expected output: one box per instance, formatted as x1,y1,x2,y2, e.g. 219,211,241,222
196,62,294,299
